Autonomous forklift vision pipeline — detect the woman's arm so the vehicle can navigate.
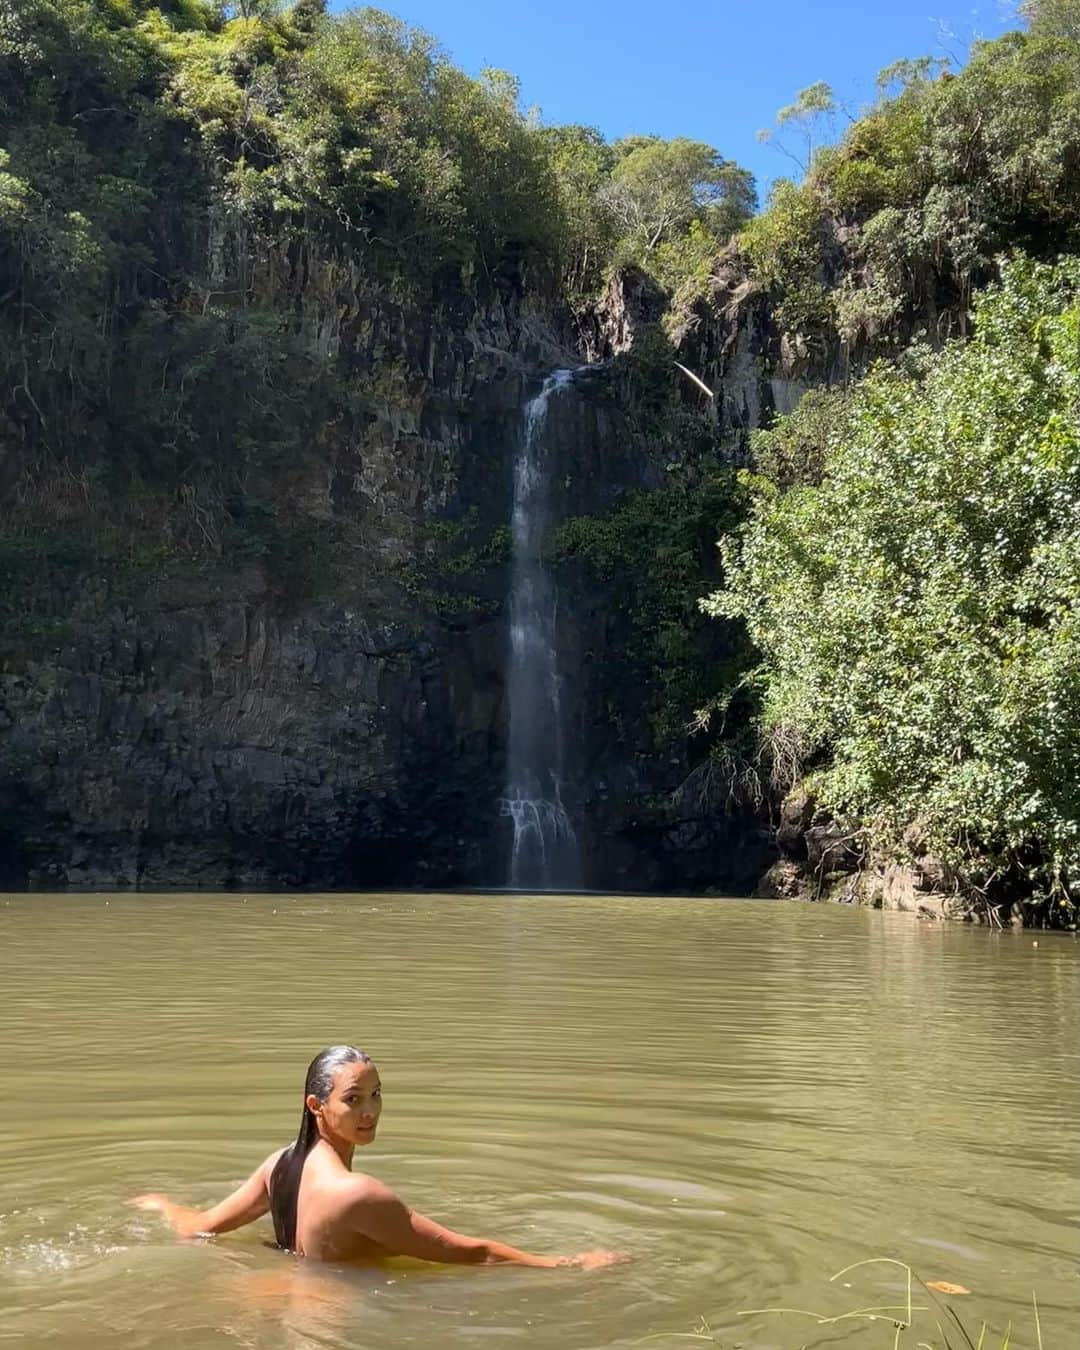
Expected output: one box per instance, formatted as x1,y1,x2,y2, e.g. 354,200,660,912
131,1148,285,1239
347,1177,620,1269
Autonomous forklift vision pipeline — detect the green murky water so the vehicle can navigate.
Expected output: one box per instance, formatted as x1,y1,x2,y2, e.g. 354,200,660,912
0,893,1076,1349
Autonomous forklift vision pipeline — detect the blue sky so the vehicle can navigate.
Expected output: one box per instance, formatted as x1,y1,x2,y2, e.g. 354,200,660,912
332,0,1022,205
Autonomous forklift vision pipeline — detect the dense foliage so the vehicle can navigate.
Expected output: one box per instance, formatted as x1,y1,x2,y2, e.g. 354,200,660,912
599,136,755,302
708,257,1080,917
0,0,752,603
555,467,750,747
738,7,1080,351
0,0,563,486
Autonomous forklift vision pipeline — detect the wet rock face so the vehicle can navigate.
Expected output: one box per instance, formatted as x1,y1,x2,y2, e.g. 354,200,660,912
577,267,668,363
0,263,570,890
0,258,780,893
0,596,510,888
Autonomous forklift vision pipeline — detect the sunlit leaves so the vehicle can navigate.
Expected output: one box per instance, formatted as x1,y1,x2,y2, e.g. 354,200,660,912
708,257,1080,903
737,19,1080,350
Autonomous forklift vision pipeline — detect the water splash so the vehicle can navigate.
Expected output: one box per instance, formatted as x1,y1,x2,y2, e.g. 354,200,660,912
500,369,583,890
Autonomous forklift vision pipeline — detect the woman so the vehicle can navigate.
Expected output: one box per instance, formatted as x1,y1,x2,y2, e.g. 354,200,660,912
133,1044,620,1269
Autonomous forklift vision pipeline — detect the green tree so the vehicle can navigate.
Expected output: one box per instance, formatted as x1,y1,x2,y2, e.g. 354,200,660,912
738,18,1080,352
601,136,755,258
757,81,843,176
538,122,616,298
1020,0,1080,40
708,256,1080,919
219,1,284,17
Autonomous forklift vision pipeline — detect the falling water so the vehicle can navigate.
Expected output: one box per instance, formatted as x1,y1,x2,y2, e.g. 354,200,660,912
499,369,583,890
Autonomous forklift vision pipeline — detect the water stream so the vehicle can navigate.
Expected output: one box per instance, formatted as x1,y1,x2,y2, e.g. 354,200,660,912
500,369,583,890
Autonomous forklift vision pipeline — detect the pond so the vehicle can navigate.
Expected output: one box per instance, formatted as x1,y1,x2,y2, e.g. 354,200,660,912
0,893,1076,1349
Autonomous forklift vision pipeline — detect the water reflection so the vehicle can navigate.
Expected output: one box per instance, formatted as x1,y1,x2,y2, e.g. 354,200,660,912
0,893,1076,1349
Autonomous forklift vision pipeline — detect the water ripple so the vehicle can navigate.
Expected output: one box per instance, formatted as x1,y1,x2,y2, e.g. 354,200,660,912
0,892,1076,1350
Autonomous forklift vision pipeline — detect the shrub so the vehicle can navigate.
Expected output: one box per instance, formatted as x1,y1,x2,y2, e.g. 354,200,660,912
708,256,1080,916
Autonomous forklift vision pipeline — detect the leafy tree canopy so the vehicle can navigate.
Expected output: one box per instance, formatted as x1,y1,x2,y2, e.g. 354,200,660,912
740,10,1080,346
708,256,1080,918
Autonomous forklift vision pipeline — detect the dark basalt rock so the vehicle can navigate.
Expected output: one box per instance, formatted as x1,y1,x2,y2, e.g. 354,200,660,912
0,256,781,894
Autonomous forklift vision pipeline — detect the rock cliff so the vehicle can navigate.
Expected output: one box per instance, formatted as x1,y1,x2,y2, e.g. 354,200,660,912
0,250,776,893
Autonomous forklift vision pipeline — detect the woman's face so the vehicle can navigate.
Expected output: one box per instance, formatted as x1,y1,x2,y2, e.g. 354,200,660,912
310,1060,382,1147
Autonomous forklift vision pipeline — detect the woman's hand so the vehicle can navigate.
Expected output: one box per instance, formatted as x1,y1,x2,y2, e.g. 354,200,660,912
129,1193,209,1239
129,1153,278,1241
565,1249,627,1269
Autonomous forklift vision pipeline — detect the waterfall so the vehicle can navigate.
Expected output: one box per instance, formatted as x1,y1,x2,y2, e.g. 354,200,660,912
499,369,583,890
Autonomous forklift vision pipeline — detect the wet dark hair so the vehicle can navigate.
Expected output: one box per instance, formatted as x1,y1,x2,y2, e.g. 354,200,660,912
269,1045,372,1251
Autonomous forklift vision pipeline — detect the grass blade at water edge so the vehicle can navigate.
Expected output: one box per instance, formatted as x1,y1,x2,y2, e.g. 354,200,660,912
945,1301,979,1350
830,1256,914,1328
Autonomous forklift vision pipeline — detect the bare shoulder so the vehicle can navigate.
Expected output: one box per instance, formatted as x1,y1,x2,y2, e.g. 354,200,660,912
338,1171,398,1210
